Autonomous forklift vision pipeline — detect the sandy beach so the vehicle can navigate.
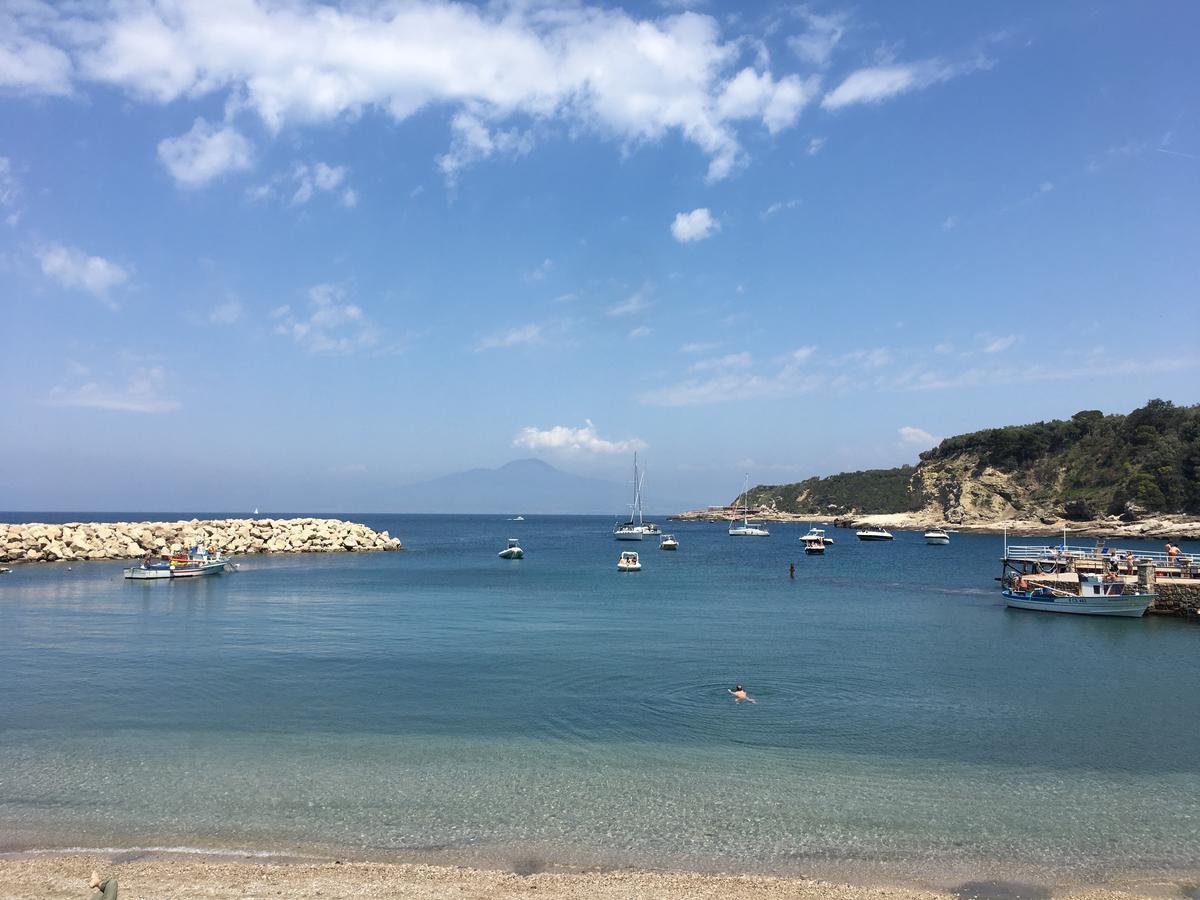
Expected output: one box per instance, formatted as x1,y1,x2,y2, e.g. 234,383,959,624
1,854,1184,900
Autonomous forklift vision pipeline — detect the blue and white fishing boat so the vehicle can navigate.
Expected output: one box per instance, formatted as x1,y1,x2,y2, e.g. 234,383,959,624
1002,574,1153,617
124,546,234,580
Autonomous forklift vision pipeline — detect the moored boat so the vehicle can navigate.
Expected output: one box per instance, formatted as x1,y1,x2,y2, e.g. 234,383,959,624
924,528,950,545
801,526,828,554
1002,574,1152,617
660,534,678,551
729,474,770,537
617,550,642,572
124,546,233,580
498,538,524,559
856,527,893,541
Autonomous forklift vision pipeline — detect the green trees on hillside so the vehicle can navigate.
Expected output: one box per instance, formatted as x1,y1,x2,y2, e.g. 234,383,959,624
749,400,1200,517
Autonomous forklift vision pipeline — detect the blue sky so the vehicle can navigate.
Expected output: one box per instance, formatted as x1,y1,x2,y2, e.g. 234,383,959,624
1,0,1197,512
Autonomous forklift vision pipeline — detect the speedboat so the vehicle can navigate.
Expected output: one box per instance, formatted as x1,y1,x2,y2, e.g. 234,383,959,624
660,534,678,551
498,538,524,559
124,546,233,580
856,527,893,541
618,550,642,571
924,529,950,545
509,515,525,521
1002,574,1152,617
0,566,10,574
801,527,828,554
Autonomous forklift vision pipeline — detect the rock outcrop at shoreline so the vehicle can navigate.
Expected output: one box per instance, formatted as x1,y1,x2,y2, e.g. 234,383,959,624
1,518,402,563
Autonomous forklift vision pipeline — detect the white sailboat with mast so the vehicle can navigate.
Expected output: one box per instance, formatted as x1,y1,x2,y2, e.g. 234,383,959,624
613,453,660,540
729,474,770,537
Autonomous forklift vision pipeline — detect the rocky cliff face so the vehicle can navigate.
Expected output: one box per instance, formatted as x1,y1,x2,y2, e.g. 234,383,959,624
910,452,1041,525
2,518,402,563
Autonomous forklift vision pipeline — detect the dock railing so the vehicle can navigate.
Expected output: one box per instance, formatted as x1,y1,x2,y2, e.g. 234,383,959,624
1003,543,1191,567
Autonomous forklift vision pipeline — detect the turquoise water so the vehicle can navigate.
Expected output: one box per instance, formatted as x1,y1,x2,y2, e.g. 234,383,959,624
2,515,1198,886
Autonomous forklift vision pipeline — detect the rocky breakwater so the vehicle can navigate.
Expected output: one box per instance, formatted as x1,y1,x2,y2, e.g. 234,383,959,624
1,518,402,563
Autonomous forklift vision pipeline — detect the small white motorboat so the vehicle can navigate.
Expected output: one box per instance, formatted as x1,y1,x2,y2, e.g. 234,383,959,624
0,566,11,574
510,515,525,521
618,550,642,571
924,529,950,545
498,538,524,559
856,527,894,541
801,527,828,554
660,534,678,551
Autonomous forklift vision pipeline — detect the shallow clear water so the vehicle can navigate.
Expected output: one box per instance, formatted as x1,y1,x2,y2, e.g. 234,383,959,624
2,515,1198,885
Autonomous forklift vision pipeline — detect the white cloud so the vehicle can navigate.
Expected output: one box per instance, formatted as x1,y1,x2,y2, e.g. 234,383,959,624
49,365,180,413
1038,180,1054,194
807,136,826,155
837,347,892,368
158,118,253,188
689,351,752,372
249,160,355,207
0,8,74,97
477,323,543,351
789,345,817,364
37,243,129,305
671,207,719,242
209,300,243,324
273,284,378,354
679,341,719,354
513,419,645,454
642,369,827,407
608,286,651,316
0,156,21,225
942,215,959,230
526,258,554,282
821,56,990,110
629,325,651,338
787,10,849,67
899,426,935,445
982,334,1018,354
16,3,832,184
761,198,799,219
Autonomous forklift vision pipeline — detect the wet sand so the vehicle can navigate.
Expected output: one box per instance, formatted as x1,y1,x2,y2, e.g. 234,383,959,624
0,855,1182,900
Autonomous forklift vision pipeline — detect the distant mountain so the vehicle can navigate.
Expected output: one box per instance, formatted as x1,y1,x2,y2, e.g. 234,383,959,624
391,458,678,515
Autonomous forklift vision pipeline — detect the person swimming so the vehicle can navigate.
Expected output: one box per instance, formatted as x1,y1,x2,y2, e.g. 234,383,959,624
728,684,756,703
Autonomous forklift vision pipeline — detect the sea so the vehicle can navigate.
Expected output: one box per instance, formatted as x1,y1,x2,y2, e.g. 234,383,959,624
1,513,1198,889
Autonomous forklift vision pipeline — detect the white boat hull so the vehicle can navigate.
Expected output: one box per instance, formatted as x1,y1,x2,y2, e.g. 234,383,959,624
498,548,523,559
660,542,678,551
857,532,893,541
614,528,644,541
729,526,770,537
925,535,950,545
1002,590,1151,617
124,560,229,579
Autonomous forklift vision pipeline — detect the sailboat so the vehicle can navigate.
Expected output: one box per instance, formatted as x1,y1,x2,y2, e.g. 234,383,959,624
613,453,660,540
729,474,770,537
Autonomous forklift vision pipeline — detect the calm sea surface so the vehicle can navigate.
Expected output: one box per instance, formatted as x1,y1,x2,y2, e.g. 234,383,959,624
2,514,1198,886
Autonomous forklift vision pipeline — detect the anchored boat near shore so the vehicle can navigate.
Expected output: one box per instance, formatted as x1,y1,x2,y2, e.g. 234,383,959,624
1002,573,1153,617
123,546,234,580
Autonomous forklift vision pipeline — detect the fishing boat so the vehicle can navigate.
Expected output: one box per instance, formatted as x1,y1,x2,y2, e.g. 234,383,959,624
924,528,950,545
660,534,678,551
617,550,642,572
856,527,893,541
801,527,828,554
498,538,524,559
729,474,770,537
614,453,661,539
1002,573,1153,617
123,546,233,580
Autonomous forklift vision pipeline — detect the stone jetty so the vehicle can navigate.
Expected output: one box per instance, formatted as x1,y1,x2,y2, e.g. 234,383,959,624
1,518,401,563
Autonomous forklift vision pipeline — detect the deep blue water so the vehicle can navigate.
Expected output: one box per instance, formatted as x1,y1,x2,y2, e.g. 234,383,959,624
1,515,1198,885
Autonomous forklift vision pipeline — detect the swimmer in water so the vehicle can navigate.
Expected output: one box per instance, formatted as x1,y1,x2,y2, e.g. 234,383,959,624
728,684,756,703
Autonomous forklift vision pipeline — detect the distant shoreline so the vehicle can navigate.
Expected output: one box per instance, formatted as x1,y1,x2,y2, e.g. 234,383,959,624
670,509,1200,540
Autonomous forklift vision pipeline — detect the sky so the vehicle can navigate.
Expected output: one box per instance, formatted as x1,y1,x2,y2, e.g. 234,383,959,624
1,0,1198,513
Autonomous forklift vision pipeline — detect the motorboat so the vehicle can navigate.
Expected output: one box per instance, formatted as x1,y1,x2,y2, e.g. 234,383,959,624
509,515,525,522
856,527,893,541
924,529,950,545
729,474,770,537
617,550,642,571
1002,573,1152,617
124,546,233,580
801,527,828,554
0,566,10,574
498,538,524,559
660,534,678,551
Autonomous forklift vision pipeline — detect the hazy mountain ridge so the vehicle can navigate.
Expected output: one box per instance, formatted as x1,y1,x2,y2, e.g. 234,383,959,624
745,400,1200,525
391,458,685,515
